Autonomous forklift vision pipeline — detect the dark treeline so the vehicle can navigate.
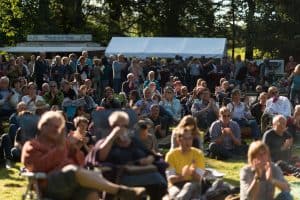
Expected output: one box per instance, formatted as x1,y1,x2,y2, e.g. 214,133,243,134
1,0,300,59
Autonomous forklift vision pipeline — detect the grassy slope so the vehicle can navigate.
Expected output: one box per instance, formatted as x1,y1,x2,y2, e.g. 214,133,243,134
0,163,27,200
1,158,299,199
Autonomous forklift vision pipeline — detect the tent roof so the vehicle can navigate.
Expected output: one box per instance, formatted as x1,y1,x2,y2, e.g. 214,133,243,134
105,37,227,58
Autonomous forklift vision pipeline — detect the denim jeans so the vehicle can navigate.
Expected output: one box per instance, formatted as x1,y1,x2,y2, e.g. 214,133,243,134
208,142,248,160
233,118,261,139
275,191,294,200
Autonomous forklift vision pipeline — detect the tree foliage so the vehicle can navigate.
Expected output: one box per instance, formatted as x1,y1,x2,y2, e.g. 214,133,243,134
0,0,300,58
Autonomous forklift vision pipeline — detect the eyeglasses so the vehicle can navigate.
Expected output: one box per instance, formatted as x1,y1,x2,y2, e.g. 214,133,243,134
271,91,278,95
50,85,57,88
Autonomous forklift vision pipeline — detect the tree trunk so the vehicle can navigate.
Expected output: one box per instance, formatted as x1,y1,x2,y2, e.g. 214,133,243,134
245,0,256,59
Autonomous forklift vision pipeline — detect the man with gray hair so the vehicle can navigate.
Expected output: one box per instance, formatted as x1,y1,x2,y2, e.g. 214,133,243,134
122,73,137,94
262,115,293,162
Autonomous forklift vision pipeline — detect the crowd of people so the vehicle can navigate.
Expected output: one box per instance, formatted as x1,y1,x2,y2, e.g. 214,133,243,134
0,50,300,199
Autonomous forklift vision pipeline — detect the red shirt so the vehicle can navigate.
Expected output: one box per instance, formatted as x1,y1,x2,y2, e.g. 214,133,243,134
22,138,84,173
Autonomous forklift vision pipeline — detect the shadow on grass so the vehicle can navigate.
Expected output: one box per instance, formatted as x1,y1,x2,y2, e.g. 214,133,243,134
223,177,240,186
0,164,25,182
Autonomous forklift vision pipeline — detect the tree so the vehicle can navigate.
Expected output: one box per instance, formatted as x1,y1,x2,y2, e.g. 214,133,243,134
0,0,24,45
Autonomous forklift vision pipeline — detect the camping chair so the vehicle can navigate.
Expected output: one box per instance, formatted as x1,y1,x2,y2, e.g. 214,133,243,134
18,114,40,143
20,168,49,200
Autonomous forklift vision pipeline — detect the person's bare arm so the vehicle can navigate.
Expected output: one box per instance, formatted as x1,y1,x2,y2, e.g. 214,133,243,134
98,127,123,161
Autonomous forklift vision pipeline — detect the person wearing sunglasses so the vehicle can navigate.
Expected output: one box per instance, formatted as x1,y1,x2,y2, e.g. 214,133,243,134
208,106,246,160
265,86,292,118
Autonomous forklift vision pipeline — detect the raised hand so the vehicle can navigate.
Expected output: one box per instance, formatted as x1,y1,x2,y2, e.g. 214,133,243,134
265,161,272,181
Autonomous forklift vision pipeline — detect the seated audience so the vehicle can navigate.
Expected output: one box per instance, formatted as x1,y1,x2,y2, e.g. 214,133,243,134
287,105,300,141
78,85,98,113
68,116,94,156
240,141,292,200
250,92,268,125
159,86,182,123
122,73,138,94
262,115,293,163
96,111,167,199
144,71,160,91
135,120,158,153
61,80,77,100
265,86,292,118
22,111,145,200
171,115,203,150
21,82,45,113
209,107,245,160
135,87,154,117
43,81,64,107
148,104,167,139
100,86,121,109
0,76,15,119
227,89,260,139
165,127,205,200
0,102,27,168
215,80,231,106
191,88,218,130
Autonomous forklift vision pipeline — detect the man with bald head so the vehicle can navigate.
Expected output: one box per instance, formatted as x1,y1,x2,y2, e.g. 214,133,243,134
262,115,293,162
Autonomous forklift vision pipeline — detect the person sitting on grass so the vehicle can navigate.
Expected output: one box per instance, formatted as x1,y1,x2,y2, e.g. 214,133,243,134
208,106,246,160
165,127,205,200
135,119,158,153
240,141,292,200
171,115,203,150
68,116,95,156
22,111,145,200
262,115,293,163
227,89,261,140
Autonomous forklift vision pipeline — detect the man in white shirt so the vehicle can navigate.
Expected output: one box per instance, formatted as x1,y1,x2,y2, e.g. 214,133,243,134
261,86,292,133
265,86,292,118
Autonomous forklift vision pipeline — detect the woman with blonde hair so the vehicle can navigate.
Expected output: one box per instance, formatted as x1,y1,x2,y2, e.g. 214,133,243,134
288,64,300,106
170,115,203,150
240,141,292,200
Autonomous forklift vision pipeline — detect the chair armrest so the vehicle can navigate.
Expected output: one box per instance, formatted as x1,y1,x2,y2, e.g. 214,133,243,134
21,171,47,179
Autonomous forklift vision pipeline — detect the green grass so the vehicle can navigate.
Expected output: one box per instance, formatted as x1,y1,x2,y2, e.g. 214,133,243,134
1,158,299,199
0,163,27,200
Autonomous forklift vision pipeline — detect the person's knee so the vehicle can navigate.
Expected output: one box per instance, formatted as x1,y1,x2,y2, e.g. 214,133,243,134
275,191,293,200
208,142,218,153
62,164,79,173
1,134,10,143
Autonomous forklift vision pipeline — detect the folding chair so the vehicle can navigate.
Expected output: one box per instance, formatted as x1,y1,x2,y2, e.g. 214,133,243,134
20,168,49,200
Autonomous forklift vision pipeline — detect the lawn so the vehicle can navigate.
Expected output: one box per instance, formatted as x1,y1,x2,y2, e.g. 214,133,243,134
1,157,299,199
0,163,27,200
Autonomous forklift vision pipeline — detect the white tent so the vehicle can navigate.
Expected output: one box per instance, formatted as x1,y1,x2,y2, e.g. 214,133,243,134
105,37,227,58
